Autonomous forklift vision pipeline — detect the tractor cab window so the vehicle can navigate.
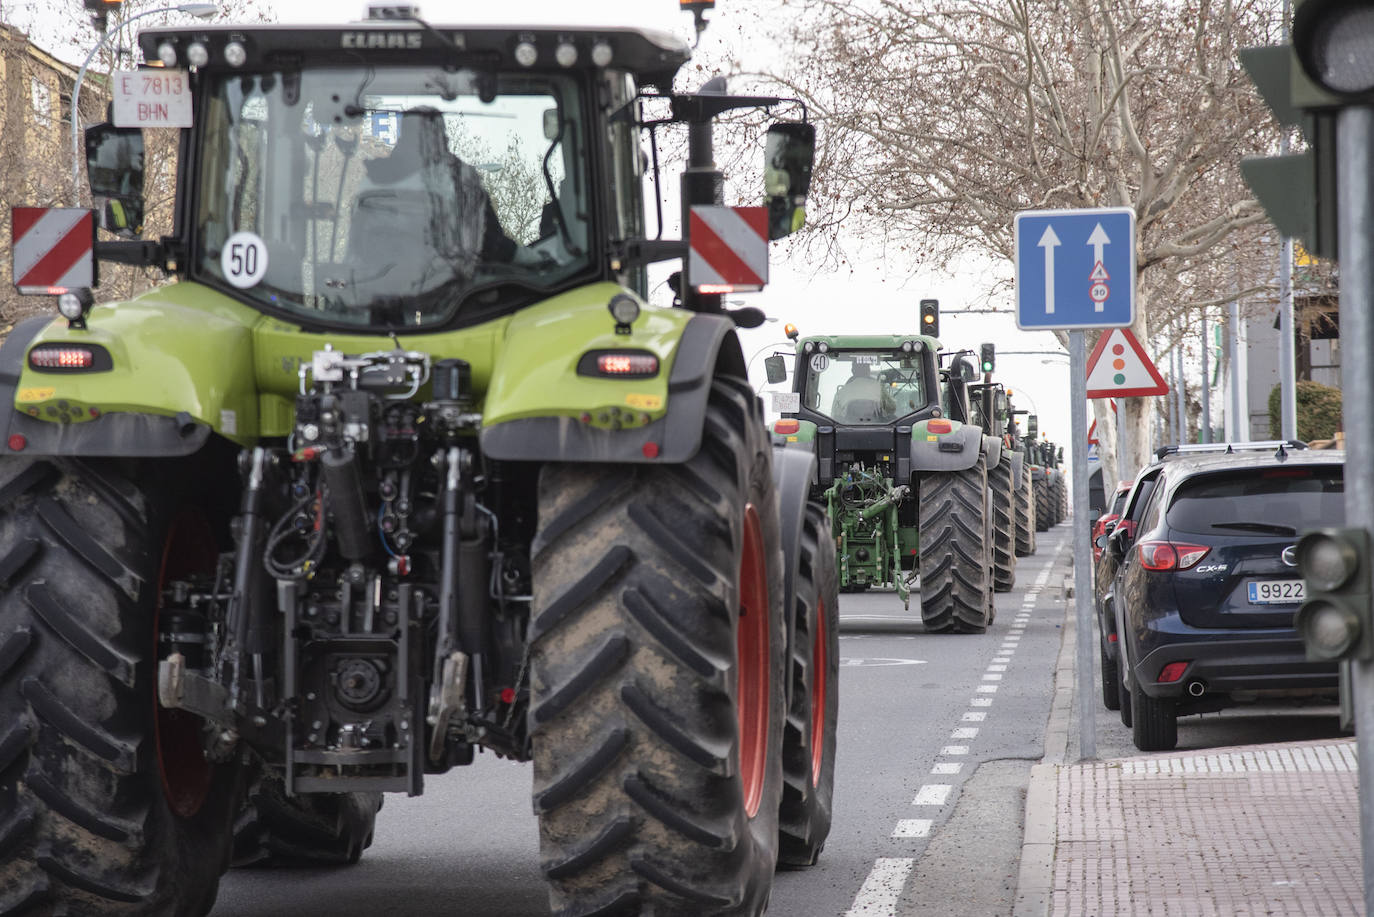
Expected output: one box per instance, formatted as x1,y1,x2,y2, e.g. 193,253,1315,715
195,67,592,329
803,350,926,424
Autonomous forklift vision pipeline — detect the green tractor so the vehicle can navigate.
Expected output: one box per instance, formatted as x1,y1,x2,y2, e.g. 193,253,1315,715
966,379,1019,592
1005,402,1038,557
1029,435,1066,531
768,326,995,634
0,6,843,914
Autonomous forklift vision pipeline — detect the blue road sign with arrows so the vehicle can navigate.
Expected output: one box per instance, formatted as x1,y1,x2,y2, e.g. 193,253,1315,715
1014,207,1136,331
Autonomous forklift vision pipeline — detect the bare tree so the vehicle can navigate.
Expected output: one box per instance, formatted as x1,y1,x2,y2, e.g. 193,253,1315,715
0,0,272,329
752,0,1288,474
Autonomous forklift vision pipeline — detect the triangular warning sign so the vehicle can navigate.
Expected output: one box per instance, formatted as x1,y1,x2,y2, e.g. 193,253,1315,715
1085,328,1168,398
1090,261,1109,282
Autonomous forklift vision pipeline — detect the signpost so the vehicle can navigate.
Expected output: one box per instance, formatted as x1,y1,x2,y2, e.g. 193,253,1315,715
1015,206,1138,762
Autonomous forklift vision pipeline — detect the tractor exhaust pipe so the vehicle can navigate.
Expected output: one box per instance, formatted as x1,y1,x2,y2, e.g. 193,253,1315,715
1186,680,1206,698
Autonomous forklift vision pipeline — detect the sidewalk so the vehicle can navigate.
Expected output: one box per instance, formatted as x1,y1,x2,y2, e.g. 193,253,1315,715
1017,737,1362,916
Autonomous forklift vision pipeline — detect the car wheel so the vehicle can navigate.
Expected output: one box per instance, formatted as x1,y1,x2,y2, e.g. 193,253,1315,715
1130,676,1178,752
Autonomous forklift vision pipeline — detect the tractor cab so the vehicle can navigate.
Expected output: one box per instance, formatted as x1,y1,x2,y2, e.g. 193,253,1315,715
967,381,1010,439
781,334,941,486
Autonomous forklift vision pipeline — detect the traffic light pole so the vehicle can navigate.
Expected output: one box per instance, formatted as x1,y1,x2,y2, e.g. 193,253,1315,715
1336,103,1374,916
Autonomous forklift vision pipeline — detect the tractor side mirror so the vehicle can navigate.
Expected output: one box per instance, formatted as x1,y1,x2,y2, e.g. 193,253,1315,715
1027,414,1039,439
764,354,788,385
84,123,145,239
764,121,815,240
953,356,977,383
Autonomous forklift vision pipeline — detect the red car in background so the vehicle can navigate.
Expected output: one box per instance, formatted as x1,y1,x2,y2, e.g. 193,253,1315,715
1092,479,1134,561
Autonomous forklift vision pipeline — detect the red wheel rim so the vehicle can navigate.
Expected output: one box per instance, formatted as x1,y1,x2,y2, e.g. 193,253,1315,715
154,509,218,818
809,597,827,787
736,503,770,819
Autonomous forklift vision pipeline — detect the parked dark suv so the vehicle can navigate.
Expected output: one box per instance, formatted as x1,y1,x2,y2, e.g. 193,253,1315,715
1107,444,1343,751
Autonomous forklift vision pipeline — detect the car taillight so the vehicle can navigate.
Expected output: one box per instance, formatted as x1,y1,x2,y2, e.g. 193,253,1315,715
774,419,800,435
1137,541,1210,571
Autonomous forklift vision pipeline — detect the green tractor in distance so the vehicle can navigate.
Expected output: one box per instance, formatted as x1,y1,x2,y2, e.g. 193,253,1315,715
1005,402,1039,557
966,378,1021,592
0,6,843,914
1029,435,1066,531
768,327,995,634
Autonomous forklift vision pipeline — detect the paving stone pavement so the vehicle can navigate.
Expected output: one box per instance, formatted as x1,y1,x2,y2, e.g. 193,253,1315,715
1048,740,1362,917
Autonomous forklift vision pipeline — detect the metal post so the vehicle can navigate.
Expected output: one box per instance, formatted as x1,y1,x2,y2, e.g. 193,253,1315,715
1177,345,1187,443
1229,297,1245,441
1070,331,1096,761
679,78,726,315
1336,104,1374,917
1170,348,1180,444
1279,236,1298,439
1201,313,1212,443
1278,0,1298,441
1116,400,1129,484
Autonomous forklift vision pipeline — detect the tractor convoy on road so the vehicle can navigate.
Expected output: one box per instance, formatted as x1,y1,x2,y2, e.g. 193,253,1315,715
0,1,1066,914
766,310,1066,635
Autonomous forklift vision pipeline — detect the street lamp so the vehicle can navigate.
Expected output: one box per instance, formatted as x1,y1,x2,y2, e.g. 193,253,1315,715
71,2,219,205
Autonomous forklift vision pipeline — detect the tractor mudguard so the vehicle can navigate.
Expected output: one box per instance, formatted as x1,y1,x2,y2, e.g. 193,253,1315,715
481,295,742,464
772,445,819,693
0,285,263,458
908,420,982,473
983,435,1003,468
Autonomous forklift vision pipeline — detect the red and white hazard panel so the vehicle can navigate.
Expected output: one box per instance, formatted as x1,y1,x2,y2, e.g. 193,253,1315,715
687,205,768,293
11,207,95,295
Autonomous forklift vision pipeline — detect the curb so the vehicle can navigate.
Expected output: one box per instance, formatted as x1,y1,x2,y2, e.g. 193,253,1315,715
1012,536,1076,917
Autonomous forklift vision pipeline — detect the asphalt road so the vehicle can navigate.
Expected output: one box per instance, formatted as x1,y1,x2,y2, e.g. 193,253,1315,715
211,530,1078,917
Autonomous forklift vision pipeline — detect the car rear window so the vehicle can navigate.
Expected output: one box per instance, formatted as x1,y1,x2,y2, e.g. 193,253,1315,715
1166,465,1344,535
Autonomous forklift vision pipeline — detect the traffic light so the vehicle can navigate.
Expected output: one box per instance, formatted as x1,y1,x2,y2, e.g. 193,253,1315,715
919,299,939,338
1293,1,1374,103
1237,0,1371,262
84,0,121,32
1294,528,1374,661
979,342,995,374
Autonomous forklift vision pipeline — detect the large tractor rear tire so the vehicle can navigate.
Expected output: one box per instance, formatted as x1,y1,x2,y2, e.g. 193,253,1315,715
778,504,839,869
918,458,991,634
990,453,1016,593
0,458,243,916
1057,475,1069,523
1034,476,1052,531
232,777,381,867
529,379,787,917
1014,464,1036,557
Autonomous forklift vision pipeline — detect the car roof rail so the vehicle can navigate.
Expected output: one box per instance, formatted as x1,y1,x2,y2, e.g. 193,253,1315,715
1153,439,1309,460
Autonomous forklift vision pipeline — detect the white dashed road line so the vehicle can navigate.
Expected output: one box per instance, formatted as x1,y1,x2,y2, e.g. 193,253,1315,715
845,545,1067,916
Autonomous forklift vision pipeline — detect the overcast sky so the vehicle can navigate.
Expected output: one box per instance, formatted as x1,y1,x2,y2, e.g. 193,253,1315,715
12,0,1075,448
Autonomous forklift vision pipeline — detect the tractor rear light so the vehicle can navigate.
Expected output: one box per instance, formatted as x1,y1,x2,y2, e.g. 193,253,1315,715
773,419,800,435
7,435,25,452
577,350,659,378
28,344,113,372
1107,633,1118,643
157,41,179,67
927,419,952,434
1158,662,1189,683
185,41,209,68
1137,541,1210,571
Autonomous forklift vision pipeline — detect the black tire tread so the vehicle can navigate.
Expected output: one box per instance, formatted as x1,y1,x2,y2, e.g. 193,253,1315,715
0,457,241,915
919,459,991,634
1014,462,1036,557
530,381,785,916
990,453,1016,593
